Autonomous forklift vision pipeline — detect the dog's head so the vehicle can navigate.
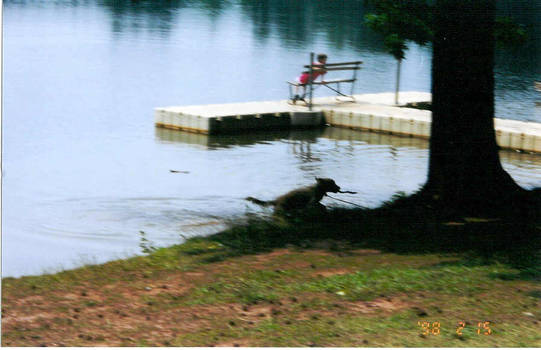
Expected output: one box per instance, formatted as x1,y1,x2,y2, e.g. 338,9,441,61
315,177,340,193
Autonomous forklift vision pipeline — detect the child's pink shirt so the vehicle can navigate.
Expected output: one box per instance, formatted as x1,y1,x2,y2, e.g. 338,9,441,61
297,62,326,84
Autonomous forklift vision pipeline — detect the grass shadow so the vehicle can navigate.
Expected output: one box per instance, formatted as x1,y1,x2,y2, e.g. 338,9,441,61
201,189,540,277
527,290,541,298
489,267,541,281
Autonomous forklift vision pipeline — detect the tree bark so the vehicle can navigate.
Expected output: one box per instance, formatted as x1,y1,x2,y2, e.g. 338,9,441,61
424,0,524,212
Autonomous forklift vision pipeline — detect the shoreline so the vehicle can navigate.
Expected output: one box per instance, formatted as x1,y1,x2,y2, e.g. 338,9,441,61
3,200,540,346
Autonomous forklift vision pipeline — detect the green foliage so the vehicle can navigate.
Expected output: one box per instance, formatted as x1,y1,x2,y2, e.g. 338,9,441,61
365,1,527,60
383,34,408,60
139,230,157,254
365,0,433,43
364,0,432,60
494,16,527,47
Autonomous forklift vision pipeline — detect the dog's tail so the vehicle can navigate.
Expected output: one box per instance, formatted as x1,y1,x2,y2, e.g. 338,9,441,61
245,197,275,206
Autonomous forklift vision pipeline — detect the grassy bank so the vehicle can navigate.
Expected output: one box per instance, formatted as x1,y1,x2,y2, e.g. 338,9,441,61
2,195,541,347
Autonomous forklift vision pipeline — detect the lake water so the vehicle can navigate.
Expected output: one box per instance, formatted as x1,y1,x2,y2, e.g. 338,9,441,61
3,0,541,277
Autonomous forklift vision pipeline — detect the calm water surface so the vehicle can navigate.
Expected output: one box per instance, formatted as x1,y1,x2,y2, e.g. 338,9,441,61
3,1,541,277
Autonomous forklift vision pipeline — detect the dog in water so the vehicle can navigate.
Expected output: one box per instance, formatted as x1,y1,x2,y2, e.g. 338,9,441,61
245,178,341,215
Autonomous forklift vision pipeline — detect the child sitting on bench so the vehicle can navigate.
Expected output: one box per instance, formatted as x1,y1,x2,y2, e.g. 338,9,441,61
292,53,328,103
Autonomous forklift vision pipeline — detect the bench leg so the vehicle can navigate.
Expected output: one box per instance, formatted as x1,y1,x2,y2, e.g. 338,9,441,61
294,86,307,104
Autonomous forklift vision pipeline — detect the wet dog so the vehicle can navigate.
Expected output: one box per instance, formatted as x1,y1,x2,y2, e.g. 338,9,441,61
245,178,341,214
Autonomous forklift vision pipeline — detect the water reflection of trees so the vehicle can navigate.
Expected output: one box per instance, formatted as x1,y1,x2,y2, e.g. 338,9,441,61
98,0,187,38
92,0,539,65
97,0,230,37
93,0,386,53
8,0,535,59
238,0,385,52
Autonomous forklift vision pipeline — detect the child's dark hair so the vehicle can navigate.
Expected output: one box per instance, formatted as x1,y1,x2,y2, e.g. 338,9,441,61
317,53,328,61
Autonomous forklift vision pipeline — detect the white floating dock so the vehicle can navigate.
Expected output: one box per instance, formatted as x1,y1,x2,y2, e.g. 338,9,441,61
155,92,541,153
155,100,323,134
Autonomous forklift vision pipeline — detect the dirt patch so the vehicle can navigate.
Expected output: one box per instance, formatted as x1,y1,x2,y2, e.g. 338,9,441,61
182,303,276,325
254,248,335,262
313,268,352,278
236,304,275,322
247,250,311,270
345,297,409,313
18,295,46,303
1,247,409,346
212,248,335,272
183,294,409,326
3,298,212,346
2,273,206,346
258,249,292,259
2,311,57,325
184,271,205,278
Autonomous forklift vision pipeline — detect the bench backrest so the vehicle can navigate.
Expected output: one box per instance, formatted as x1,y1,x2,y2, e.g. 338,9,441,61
304,60,363,70
304,54,363,110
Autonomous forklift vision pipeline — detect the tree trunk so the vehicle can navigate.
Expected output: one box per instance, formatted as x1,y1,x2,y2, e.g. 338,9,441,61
424,0,524,212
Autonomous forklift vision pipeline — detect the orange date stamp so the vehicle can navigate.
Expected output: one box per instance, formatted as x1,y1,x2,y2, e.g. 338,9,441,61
417,321,492,336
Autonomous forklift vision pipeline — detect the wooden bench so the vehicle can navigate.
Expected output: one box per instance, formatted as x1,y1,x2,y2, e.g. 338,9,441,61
287,53,362,110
